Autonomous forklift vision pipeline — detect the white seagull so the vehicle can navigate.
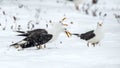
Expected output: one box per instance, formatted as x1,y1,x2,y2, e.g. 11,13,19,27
72,21,104,47
10,21,71,50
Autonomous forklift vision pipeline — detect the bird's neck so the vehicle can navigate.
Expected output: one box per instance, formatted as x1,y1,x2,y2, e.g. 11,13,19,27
53,28,62,37
96,25,103,30
95,26,103,33
48,28,62,42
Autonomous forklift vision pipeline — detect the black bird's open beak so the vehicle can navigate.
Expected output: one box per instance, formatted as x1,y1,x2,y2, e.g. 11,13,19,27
60,17,71,38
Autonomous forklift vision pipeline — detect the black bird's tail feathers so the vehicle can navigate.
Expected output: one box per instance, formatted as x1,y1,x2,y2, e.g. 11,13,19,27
10,34,53,49
10,38,35,49
17,33,29,36
15,30,29,36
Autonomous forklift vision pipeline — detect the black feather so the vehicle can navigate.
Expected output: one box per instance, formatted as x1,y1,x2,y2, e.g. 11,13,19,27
24,34,52,48
17,29,48,37
11,29,52,48
11,33,53,48
80,30,95,40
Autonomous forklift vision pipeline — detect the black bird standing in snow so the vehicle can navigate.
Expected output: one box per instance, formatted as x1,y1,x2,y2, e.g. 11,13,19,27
10,29,52,50
72,21,104,47
10,20,71,50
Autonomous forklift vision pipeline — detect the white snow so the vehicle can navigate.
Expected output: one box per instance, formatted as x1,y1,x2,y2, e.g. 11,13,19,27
0,0,120,68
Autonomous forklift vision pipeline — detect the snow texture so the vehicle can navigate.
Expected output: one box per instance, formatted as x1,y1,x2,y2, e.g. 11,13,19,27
0,0,120,68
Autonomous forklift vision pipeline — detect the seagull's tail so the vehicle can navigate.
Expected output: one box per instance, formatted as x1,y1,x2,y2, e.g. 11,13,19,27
72,33,88,40
72,33,81,37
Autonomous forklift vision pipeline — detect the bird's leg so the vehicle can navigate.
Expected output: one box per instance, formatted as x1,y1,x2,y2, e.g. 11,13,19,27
17,45,23,51
44,44,46,48
87,42,89,47
36,45,42,49
92,43,96,47
39,45,42,49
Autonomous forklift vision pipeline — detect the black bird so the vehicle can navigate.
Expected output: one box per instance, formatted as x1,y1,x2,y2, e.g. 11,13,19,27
10,22,71,50
10,29,52,50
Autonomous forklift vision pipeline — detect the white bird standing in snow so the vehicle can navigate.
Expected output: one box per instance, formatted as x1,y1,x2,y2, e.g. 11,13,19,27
72,21,104,47
10,19,71,50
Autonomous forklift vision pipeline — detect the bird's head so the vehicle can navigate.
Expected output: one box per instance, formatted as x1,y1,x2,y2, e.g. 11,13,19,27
52,17,71,38
97,21,103,28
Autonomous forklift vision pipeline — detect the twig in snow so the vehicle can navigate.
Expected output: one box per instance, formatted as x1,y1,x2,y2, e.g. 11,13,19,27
49,20,52,23
18,4,24,8
70,21,74,24
3,27,6,30
35,8,41,24
2,11,6,16
17,25,22,30
92,8,98,16
46,24,48,28
11,25,13,30
113,14,120,24
13,16,17,21
103,13,107,17
27,20,34,30
2,11,7,31
12,16,17,30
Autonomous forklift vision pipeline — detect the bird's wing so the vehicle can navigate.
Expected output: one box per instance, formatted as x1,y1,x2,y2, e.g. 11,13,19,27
29,29,48,34
36,34,53,45
27,32,53,45
80,30,95,40
17,29,48,37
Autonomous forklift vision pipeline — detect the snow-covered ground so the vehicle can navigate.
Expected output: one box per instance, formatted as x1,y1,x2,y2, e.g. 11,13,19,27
0,0,120,68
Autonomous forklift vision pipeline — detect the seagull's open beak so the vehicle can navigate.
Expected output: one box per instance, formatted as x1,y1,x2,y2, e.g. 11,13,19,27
65,31,71,38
